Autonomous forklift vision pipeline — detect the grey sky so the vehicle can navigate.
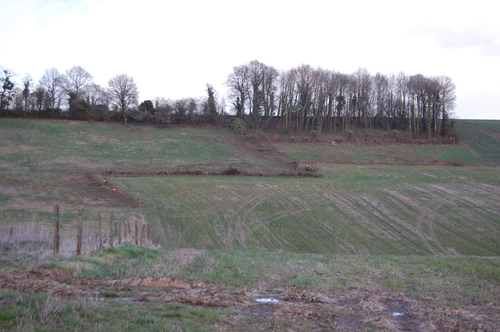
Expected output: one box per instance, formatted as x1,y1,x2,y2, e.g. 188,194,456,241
1,0,499,119
412,23,500,56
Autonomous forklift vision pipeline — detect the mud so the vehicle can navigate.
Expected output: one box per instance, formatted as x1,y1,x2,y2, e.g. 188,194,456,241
1,267,498,331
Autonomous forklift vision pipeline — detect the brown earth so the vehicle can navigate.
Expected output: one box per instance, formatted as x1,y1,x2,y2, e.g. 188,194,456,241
1,267,499,331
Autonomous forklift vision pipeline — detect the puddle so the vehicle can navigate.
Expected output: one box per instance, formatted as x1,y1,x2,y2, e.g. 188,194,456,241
243,299,278,317
254,297,280,303
387,299,407,319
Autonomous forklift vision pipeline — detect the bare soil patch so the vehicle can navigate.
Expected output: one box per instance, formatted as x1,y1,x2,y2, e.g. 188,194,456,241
64,172,144,209
1,267,498,331
222,131,291,170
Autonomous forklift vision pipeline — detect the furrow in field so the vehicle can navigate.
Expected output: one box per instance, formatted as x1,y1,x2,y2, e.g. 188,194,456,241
226,194,266,249
114,162,500,255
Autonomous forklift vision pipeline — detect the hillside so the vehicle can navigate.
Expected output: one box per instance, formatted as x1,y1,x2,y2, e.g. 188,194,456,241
1,119,500,331
1,119,499,255
457,120,500,163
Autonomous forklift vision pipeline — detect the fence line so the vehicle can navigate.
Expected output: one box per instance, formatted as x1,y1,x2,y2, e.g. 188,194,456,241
49,205,155,257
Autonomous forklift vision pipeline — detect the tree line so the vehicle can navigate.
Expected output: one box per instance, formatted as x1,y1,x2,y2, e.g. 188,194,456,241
225,61,457,139
1,66,139,123
1,61,456,139
0,65,222,126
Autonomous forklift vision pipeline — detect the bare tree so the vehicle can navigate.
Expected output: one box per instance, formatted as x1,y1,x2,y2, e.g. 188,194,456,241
436,75,456,136
373,72,389,129
392,72,408,132
83,83,108,121
151,97,173,124
295,64,315,131
32,85,45,112
225,64,250,116
39,68,66,110
172,98,198,124
107,74,138,126
13,87,24,113
261,64,279,118
407,74,427,138
65,66,93,97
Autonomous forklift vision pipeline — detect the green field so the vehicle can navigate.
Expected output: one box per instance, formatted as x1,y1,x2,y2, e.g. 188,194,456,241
1,118,500,330
0,119,266,171
1,118,499,255
0,119,273,229
115,165,500,255
279,144,480,164
457,120,500,162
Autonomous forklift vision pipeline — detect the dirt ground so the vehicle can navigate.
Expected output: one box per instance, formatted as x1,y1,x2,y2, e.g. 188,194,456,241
1,267,498,331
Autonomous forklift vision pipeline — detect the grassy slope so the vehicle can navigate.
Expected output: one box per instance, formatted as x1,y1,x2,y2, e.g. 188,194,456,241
116,165,500,255
280,144,480,164
0,119,267,229
0,119,263,170
1,119,500,331
457,120,500,162
278,120,500,164
1,118,500,256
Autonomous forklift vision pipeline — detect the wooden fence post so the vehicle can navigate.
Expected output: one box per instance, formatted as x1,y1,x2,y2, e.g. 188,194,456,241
141,224,146,246
98,212,102,249
118,218,122,245
123,218,128,240
127,218,131,241
146,223,150,244
53,205,60,257
135,219,138,246
76,210,82,255
109,215,114,247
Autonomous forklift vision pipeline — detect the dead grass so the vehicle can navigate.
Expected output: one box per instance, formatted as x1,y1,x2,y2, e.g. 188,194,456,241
0,222,53,263
131,248,210,279
0,221,154,265
1,250,499,331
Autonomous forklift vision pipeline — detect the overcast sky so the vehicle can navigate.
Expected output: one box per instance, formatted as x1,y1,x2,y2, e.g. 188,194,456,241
1,0,499,119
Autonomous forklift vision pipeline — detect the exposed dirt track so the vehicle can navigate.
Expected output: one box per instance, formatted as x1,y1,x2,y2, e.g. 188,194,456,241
1,267,499,331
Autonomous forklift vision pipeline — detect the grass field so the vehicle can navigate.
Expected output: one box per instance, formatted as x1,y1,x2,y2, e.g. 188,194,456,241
457,120,500,162
1,118,500,330
114,165,500,255
0,119,268,170
279,144,480,164
1,118,499,254
0,119,273,230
